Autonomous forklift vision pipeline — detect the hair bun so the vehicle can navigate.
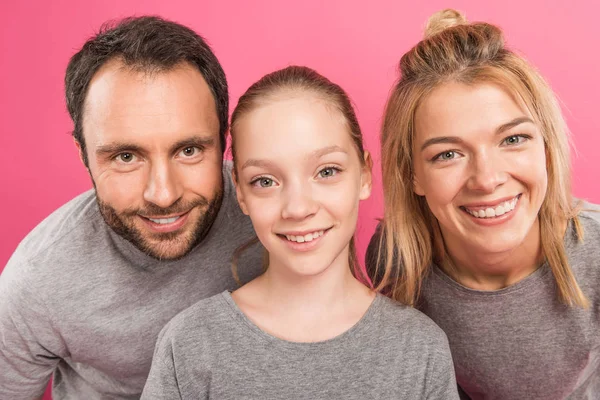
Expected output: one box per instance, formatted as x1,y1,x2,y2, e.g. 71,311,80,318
424,9,468,38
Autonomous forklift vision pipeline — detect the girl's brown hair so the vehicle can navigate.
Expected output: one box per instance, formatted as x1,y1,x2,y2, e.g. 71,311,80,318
374,9,586,307
230,65,369,283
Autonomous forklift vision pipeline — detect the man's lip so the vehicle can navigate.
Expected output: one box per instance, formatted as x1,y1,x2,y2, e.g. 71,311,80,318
138,211,189,220
138,210,192,233
461,194,521,209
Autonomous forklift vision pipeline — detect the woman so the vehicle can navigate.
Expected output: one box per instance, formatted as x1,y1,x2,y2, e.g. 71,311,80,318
142,66,458,399
368,9,600,400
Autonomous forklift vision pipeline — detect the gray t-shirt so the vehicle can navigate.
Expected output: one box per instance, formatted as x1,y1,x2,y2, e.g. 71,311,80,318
367,205,600,400
0,162,264,400
141,291,459,400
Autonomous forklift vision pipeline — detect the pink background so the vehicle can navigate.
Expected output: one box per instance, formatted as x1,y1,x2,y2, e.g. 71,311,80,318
1,1,599,398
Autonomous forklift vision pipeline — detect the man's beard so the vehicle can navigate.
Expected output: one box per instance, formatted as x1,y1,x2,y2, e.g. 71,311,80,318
96,188,223,261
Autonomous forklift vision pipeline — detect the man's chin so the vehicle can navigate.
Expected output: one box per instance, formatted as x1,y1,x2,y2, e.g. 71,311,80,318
137,235,196,261
96,188,223,261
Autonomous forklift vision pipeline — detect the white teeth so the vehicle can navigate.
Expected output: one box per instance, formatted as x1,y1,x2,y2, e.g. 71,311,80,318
465,197,519,219
285,230,325,243
149,216,180,224
495,205,505,216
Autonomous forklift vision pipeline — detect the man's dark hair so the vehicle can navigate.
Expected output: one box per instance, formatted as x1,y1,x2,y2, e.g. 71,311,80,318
65,16,228,165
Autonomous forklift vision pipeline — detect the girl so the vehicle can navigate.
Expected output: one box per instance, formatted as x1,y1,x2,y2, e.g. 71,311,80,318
142,66,458,399
368,9,600,400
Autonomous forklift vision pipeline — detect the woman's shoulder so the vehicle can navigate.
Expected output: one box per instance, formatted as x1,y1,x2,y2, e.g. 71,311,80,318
578,201,600,226
374,294,449,345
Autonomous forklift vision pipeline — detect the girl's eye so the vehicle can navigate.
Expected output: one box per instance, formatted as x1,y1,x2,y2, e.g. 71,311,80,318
318,167,339,178
502,135,528,146
117,153,135,163
433,151,457,162
252,177,275,188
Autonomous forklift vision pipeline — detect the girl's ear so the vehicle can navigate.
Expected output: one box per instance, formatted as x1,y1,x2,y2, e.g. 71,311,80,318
232,169,249,215
359,151,373,200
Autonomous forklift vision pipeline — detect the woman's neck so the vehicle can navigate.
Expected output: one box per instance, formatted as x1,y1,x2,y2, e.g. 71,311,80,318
441,220,544,291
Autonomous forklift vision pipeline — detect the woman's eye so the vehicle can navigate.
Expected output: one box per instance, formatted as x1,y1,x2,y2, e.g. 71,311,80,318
503,135,528,146
434,151,457,161
318,167,339,178
117,153,135,163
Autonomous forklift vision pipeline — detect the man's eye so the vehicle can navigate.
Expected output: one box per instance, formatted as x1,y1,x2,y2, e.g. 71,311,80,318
181,147,199,157
117,153,135,163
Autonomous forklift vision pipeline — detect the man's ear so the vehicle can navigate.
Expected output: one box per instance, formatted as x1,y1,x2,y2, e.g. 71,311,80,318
359,151,373,200
74,139,88,168
232,169,249,215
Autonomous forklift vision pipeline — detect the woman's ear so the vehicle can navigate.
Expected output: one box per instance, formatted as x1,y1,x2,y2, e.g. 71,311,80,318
232,169,249,215
413,174,425,196
359,151,373,200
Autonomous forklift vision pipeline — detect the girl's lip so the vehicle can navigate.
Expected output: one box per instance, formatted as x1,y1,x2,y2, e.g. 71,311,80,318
278,228,330,252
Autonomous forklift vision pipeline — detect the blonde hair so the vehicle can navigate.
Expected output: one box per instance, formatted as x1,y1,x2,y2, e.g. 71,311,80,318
230,65,369,284
375,9,587,307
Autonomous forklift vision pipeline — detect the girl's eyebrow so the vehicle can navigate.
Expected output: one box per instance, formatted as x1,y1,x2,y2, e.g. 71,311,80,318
241,145,348,170
310,145,347,159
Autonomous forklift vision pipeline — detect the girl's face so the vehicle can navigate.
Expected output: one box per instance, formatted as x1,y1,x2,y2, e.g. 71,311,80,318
234,93,371,278
412,81,547,260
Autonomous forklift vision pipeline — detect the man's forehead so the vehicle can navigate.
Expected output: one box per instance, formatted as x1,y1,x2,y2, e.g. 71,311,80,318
81,59,219,145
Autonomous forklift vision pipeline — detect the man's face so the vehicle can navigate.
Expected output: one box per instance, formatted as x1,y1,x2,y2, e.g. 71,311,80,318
80,59,224,260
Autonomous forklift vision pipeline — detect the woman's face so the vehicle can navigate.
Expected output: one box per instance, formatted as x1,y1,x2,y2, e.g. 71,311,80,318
233,92,371,278
412,81,547,260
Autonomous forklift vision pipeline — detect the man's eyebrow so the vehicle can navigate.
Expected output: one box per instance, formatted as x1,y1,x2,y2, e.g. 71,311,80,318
169,135,216,153
96,143,144,157
95,135,216,158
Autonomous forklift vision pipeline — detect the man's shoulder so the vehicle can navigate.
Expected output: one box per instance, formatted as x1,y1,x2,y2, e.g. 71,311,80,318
5,189,104,273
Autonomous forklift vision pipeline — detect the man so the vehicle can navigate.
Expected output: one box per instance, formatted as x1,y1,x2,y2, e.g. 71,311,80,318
0,16,262,399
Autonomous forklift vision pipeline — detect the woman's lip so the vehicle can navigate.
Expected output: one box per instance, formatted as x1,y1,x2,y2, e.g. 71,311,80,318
462,196,520,226
461,194,521,209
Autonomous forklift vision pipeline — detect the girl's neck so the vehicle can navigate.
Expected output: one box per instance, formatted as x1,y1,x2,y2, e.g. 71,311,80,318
232,250,375,342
